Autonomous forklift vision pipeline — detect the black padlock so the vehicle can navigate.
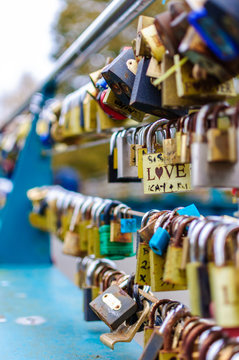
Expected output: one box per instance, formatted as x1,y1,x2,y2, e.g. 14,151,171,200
130,58,184,119
101,48,136,105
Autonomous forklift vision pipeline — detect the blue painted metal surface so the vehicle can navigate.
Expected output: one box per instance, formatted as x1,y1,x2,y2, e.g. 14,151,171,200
0,94,53,264
0,265,142,360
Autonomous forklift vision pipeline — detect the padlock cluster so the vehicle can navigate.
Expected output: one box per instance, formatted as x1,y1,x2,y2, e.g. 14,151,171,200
108,102,239,193
27,186,137,260
36,1,239,146
28,185,239,339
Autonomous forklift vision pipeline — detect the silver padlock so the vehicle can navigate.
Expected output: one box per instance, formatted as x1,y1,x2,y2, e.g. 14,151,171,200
117,128,141,181
191,104,239,188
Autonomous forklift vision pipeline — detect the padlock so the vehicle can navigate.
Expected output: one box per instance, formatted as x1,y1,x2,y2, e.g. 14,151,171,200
186,219,209,316
60,193,76,240
101,48,136,105
63,196,85,257
135,210,160,286
100,298,150,350
188,1,239,62
149,214,187,292
149,210,179,256
143,119,191,195
191,104,239,188
130,57,180,119
159,307,191,360
116,128,141,182
102,88,145,122
100,201,134,259
140,305,187,360
209,223,239,328
135,15,155,58
196,221,223,318
138,210,163,244
83,92,97,132
163,216,195,287
75,256,95,289
120,208,137,234
144,300,170,347
108,131,137,183
163,122,178,165
110,204,132,243
78,197,95,254
136,125,151,179
136,23,165,61
161,54,195,109
178,26,233,83
180,115,194,164
86,199,103,255
154,11,179,56
90,276,138,331
207,104,237,163
174,54,236,101
98,90,127,121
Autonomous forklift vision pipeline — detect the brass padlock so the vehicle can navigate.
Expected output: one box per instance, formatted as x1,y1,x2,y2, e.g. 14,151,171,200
207,105,237,163
163,122,178,165
209,223,239,328
110,204,132,243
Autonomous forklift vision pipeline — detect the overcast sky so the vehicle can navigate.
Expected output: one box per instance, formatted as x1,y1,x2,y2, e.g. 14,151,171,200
0,0,62,96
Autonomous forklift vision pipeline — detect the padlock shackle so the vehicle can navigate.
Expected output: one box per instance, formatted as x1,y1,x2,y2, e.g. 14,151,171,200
81,196,95,221
69,196,85,231
95,200,111,228
165,119,177,139
148,299,171,328
213,223,239,266
110,130,122,155
113,203,128,220
85,258,117,287
195,104,214,138
141,209,159,228
189,220,208,262
182,323,213,360
146,119,169,153
62,193,76,211
198,221,221,264
103,200,121,225
210,104,229,129
198,326,224,360
90,199,104,226
164,308,192,351
174,217,197,247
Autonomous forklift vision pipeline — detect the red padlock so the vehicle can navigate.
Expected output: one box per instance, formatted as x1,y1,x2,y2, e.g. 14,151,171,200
98,90,127,121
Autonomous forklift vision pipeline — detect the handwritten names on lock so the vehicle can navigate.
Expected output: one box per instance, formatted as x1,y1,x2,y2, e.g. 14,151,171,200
143,152,191,194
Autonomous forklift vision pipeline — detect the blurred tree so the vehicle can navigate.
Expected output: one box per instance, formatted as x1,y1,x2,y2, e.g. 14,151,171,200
51,0,165,77
0,73,37,125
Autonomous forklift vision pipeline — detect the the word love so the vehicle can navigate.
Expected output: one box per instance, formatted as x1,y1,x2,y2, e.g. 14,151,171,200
142,153,191,194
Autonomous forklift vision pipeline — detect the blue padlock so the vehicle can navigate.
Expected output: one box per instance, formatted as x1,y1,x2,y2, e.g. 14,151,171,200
149,227,170,256
149,212,171,256
177,204,200,218
120,218,137,233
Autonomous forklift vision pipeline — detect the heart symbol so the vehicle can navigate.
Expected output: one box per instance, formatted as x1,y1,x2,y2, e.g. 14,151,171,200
155,167,163,180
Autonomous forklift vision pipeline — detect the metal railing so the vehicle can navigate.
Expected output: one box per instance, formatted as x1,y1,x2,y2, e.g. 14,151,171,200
2,0,155,129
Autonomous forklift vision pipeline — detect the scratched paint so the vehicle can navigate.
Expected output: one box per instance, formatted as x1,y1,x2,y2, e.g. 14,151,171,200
15,316,47,326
